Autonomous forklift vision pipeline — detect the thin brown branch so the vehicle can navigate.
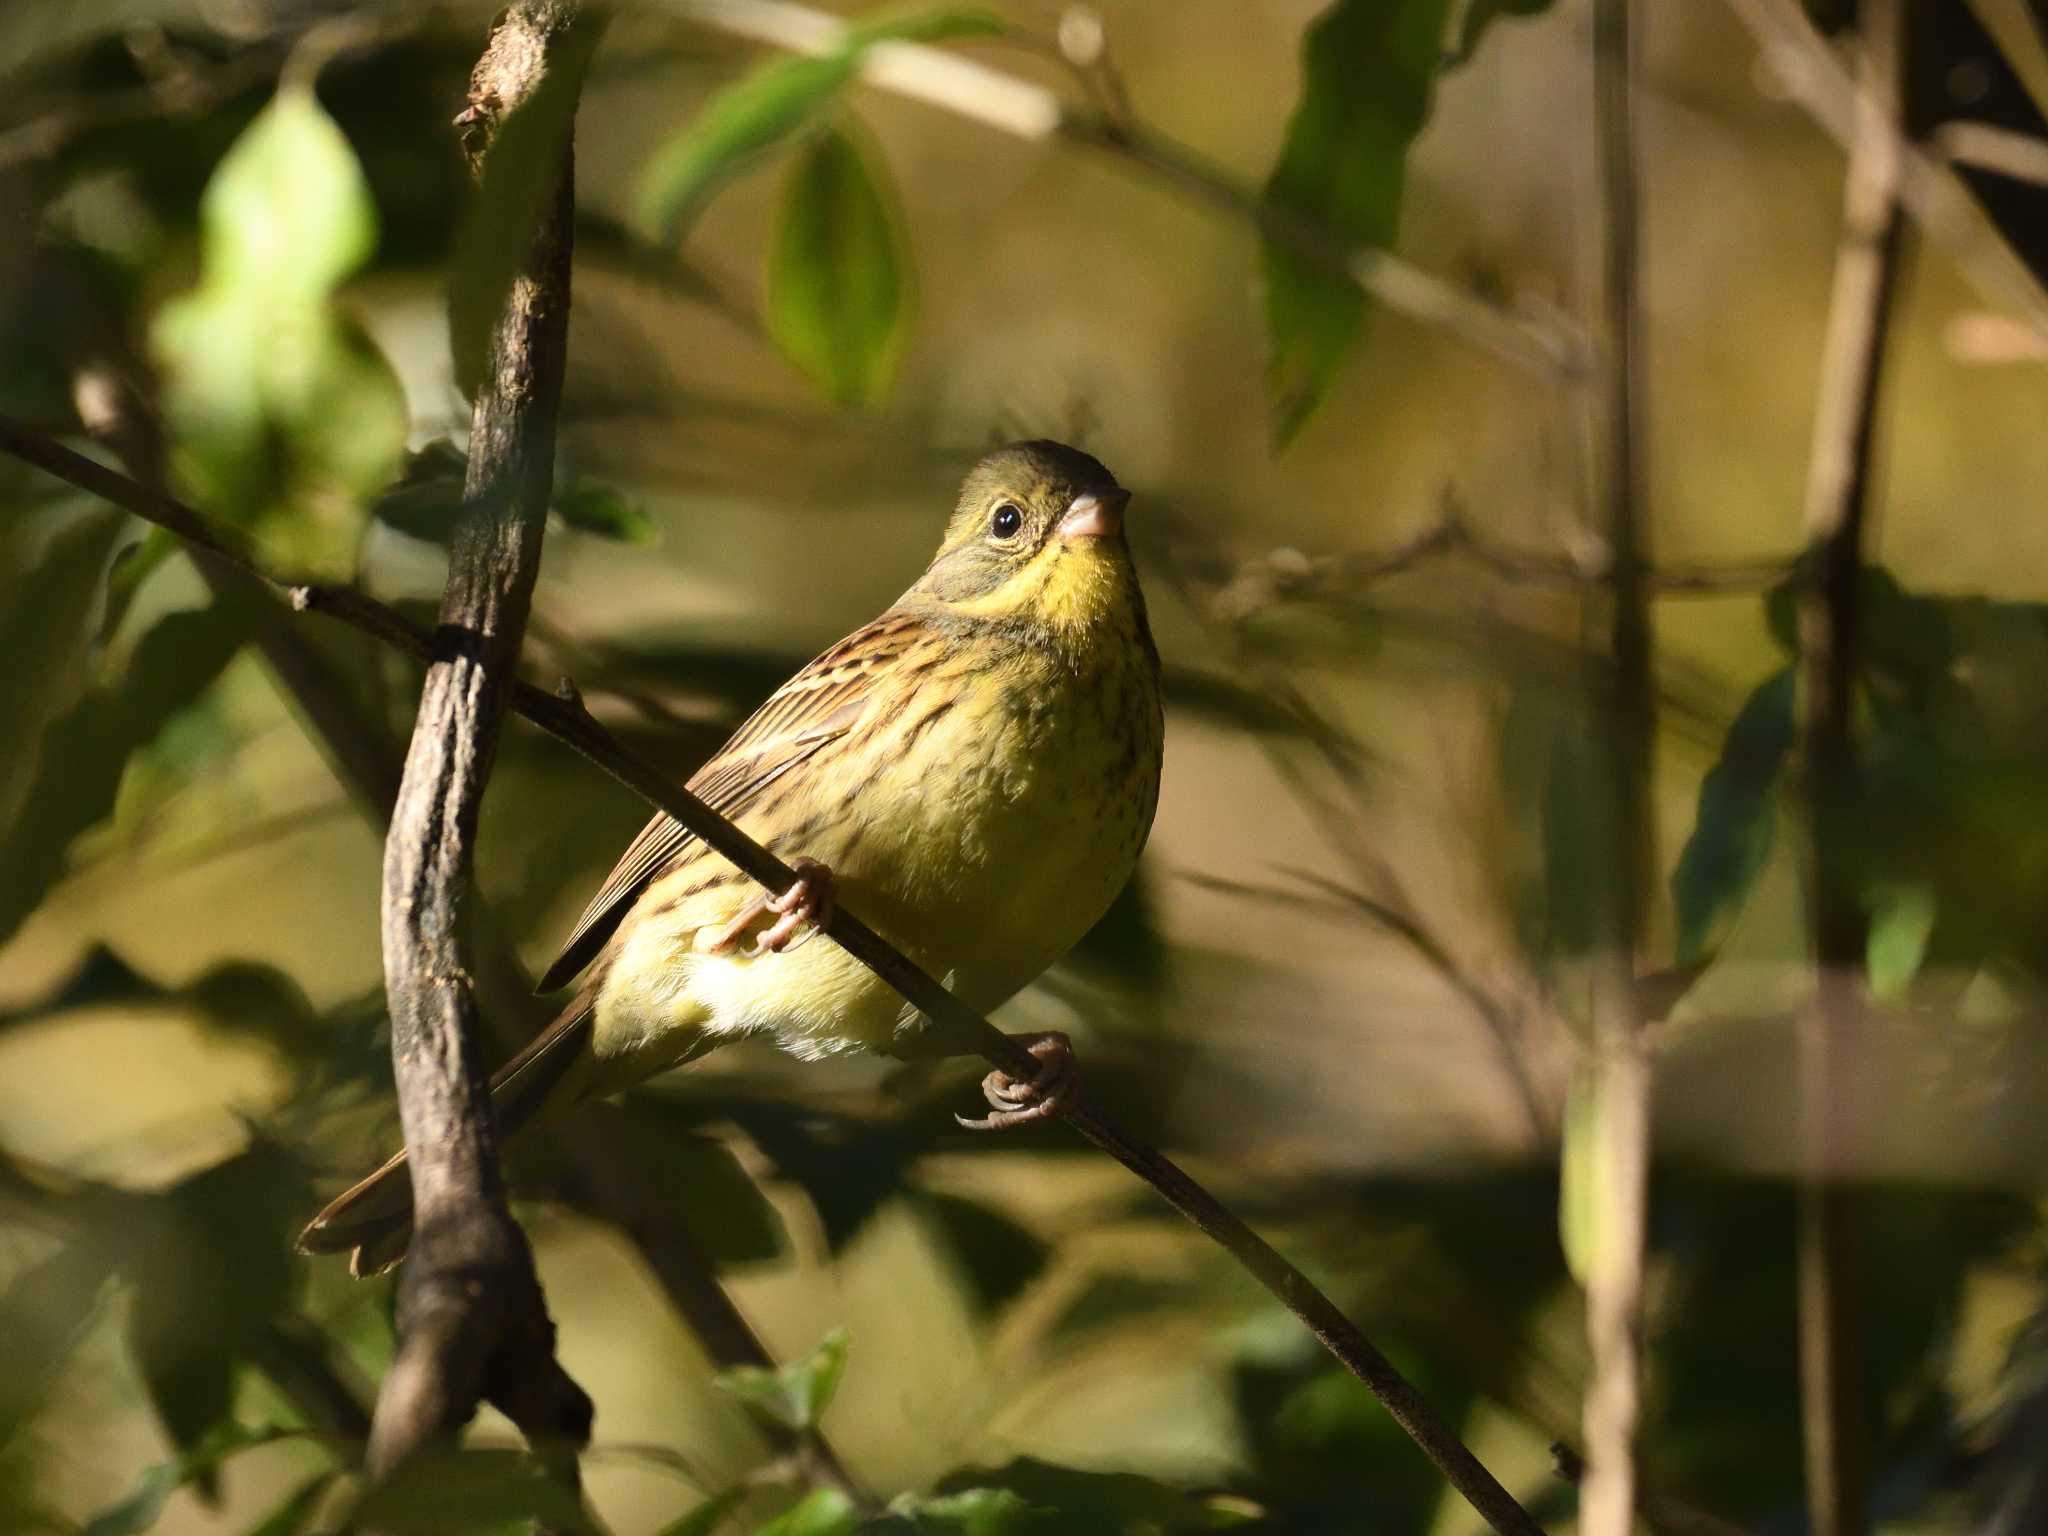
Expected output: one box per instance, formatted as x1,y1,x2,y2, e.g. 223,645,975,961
1581,2,1655,1531
363,0,593,1494
1792,0,1908,1531
0,456,1548,1536
1720,0,2048,346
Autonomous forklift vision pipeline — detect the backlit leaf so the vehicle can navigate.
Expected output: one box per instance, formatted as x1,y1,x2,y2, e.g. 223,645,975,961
1866,883,1936,1002
1260,0,1450,445
716,1327,848,1432
767,128,908,407
153,88,404,576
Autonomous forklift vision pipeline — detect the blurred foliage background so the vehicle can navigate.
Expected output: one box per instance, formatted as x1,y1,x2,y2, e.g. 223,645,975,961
4,0,2048,1532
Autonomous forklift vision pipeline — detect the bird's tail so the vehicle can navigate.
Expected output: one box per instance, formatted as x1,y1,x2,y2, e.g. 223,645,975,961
296,995,596,1278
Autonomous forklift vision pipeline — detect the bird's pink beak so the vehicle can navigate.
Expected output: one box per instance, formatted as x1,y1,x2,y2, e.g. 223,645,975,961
1057,486,1130,541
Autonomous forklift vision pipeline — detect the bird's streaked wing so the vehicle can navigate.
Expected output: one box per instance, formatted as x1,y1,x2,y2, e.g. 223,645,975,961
535,612,926,993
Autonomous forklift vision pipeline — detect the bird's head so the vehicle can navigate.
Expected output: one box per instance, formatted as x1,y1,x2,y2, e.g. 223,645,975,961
909,440,1142,644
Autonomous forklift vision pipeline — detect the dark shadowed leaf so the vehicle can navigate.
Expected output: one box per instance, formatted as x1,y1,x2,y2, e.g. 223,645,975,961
1647,1176,2030,1521
122,1145,310,1486
768,128,908,407
657,1487,746,1536
914,1192,1048,1315
81,1423,290,1536
716,1327,848,1433
1670,667,1796,964
555,479,657,543
1445,0,1555,66
237,1472,333,1536
0,1235,122,1451
1260,0,1450,445
347,1447,598,1536
0,510,124,823
929,1459,1224,1535
633,9,1000,243
0,945,313,1057
598,1100,787,1265
446,15,604,398
367,438,469,544
0,600,251,946
754,1489,859,1536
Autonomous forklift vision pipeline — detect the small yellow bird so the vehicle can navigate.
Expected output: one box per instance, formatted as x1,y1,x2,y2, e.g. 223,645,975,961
301,441,1163,1273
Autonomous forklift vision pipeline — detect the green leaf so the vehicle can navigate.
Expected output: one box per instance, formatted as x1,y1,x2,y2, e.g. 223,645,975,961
153,87,405,576
1866,883,1936,1001
914,1192,1048,1315
1260,0,1450,446
81,1423,288,1536
752,1489,858,1536
368,439,470,544
767,128,909,407
1671,668,1797,963
555,480,656,543
347,1448,598,1536
633,8,1001,243
0,601,251,947
1445,0,1554,66
657,1488,746,1536
716,1327,849,1433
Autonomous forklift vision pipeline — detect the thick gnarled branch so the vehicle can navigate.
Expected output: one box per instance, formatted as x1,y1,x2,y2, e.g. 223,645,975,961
364,0,593,1491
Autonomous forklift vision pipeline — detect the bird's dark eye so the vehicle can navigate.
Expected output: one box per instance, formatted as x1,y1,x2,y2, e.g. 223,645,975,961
989,503,1024,539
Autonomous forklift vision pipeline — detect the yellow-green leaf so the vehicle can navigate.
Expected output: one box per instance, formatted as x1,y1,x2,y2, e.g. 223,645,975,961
767,129,908,407
1260,0,1449,446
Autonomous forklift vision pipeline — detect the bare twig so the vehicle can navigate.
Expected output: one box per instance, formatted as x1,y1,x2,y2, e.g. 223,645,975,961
1720,0,2048,349
1791,1,1908,1532
362,0,594,1493
667,0,1587,380
1197,492,1794,621
0,430,1549,1536
1580,4,1656,1531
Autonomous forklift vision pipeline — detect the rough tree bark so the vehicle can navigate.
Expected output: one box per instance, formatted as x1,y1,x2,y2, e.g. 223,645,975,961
364,0,595,1486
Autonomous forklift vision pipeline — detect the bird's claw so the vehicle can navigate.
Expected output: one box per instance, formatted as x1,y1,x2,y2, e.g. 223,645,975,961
706,857,836,955
957,1031,1078,1132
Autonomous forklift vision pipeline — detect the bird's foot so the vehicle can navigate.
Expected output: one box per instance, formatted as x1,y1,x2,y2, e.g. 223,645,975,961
957,1031,1078,1132
706,857,836,955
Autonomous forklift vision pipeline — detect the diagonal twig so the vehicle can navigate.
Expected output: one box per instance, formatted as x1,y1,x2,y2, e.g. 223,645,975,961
0,418,1548,1536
